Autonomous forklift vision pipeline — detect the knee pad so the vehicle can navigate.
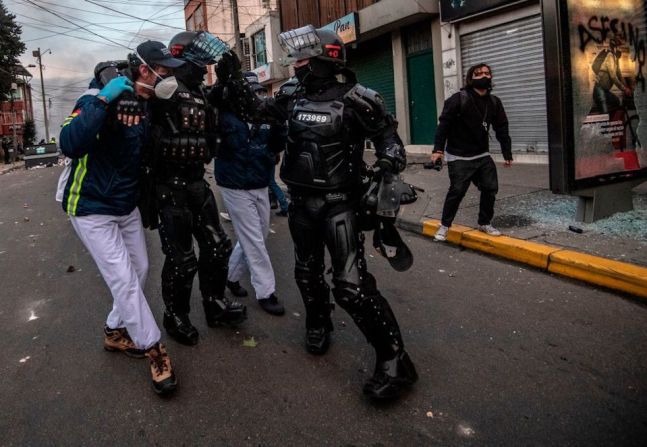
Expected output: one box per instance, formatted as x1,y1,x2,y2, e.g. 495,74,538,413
166,252,198,280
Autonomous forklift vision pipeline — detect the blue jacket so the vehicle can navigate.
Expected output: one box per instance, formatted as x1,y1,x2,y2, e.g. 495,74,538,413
214,111,286,190
59,84,148,216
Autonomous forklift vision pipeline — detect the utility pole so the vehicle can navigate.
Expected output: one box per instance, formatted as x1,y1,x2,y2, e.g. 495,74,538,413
231,0,243,59
33,48,51,142
10,81,18,163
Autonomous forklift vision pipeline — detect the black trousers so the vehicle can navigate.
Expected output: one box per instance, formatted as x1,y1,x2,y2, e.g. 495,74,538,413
441,156,499,227
157,179,232,314
287,194,405,360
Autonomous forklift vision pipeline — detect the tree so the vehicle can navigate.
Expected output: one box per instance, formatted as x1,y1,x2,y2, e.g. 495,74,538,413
23,118,35,146
0,1,26,98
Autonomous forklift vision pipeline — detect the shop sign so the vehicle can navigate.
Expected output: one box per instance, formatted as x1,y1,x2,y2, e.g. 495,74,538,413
322,12,359,44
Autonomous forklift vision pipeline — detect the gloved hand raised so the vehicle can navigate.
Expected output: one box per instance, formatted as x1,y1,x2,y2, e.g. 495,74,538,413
98,76,134,103
215,50,242,82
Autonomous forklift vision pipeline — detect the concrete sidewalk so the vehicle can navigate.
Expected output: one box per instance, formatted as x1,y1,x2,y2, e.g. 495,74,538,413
0,161,24,175
396,153,647,299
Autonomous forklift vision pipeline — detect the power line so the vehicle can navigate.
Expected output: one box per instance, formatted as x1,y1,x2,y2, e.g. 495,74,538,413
83,0,185,30
16,3,168,43
20,0,135,49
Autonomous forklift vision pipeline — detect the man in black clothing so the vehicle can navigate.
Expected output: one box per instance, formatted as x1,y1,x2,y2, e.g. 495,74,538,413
427,63,512,241
278,25,418,400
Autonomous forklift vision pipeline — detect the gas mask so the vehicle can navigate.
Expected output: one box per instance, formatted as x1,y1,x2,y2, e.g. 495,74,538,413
134,52,179,99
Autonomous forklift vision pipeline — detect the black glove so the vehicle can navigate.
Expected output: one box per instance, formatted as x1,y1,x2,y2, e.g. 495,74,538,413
376,142,407,173
215,50,242,82
114,92,145,126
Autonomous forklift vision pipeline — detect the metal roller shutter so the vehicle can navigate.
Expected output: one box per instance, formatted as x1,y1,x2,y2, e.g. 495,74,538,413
347,34,396,115
460,14,548,153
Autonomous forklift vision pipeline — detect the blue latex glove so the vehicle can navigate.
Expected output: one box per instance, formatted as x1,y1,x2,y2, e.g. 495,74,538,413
98,76,134,103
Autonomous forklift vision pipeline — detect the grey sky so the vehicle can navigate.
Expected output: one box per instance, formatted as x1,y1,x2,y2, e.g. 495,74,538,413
6,0,187,141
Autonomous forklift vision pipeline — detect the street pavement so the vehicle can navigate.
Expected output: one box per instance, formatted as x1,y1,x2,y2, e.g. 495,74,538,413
1,165,646,446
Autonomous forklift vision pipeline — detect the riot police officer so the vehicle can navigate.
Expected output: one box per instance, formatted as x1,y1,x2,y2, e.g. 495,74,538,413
251,25,418,400
143,31,247,345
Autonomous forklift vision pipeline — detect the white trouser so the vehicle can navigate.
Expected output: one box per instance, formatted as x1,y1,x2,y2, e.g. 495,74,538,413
70,208,160,350
221,186,275,300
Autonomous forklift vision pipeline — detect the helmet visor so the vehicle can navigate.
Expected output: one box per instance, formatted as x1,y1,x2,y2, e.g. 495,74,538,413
184,32,230,66
278,25,321,66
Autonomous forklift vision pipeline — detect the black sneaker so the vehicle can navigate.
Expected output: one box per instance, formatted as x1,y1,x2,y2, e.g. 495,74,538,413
226,280,248,297
275,210,288,217
258,294,285,316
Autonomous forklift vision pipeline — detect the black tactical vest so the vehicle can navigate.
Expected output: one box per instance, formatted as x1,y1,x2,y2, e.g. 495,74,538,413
153,83,217,165
280,97,362,191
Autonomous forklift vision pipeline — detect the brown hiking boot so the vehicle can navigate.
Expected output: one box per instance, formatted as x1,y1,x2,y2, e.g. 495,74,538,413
103,326,146,359
146,343,177,396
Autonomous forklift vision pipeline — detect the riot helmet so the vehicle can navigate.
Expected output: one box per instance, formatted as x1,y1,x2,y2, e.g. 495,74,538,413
278,25,345,82
169,31,230,66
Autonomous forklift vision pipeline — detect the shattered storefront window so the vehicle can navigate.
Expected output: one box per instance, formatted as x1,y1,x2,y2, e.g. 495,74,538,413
569,0,647,179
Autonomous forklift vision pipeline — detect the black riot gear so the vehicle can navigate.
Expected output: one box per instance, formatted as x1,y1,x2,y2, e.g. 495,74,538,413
259,26,419,400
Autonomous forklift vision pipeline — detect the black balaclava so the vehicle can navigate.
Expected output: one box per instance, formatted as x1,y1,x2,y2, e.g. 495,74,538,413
176,61,206,87
297,58,338,93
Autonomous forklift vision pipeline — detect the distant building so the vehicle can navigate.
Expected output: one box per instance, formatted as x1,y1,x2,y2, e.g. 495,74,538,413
0,65,34,147
183,0,279,85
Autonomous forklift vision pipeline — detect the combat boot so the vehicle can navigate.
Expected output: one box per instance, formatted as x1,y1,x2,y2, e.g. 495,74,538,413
305,318,333,355
363,350,418,400
103,326,146,358
163,311,199,346
145,342,177,396
203,296,247,327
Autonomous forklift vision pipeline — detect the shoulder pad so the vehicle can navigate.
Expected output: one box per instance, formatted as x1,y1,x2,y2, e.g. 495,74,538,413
344,84,388,130
344,83,387,116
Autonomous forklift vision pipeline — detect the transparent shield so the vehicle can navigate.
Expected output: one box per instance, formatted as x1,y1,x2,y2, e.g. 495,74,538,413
185,32,230,66
278,25,321,66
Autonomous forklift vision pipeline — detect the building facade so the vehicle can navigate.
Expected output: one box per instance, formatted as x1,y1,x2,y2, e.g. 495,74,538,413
440,0,548,162
278,0,443,148
0,66,34,148
183,0,550,160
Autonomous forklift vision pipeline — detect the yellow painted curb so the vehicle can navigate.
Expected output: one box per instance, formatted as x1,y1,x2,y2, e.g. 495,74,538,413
419,218,647,298
548,250,647,299
460,230,561,270
422,219,472,244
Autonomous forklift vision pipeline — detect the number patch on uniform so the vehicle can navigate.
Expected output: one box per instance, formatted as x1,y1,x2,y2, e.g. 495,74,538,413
295,112,330,123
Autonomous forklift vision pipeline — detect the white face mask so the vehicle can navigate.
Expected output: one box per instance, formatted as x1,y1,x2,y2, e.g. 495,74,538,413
135,51,178,99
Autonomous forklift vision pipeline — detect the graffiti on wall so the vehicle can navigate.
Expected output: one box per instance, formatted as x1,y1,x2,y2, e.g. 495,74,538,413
569,1,646,180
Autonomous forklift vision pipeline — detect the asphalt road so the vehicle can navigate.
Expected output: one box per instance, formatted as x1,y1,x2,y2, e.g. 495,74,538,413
1,166,646,446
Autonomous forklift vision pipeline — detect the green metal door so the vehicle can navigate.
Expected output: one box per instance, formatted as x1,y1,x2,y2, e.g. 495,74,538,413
347,34,395,115
407,49,437,144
